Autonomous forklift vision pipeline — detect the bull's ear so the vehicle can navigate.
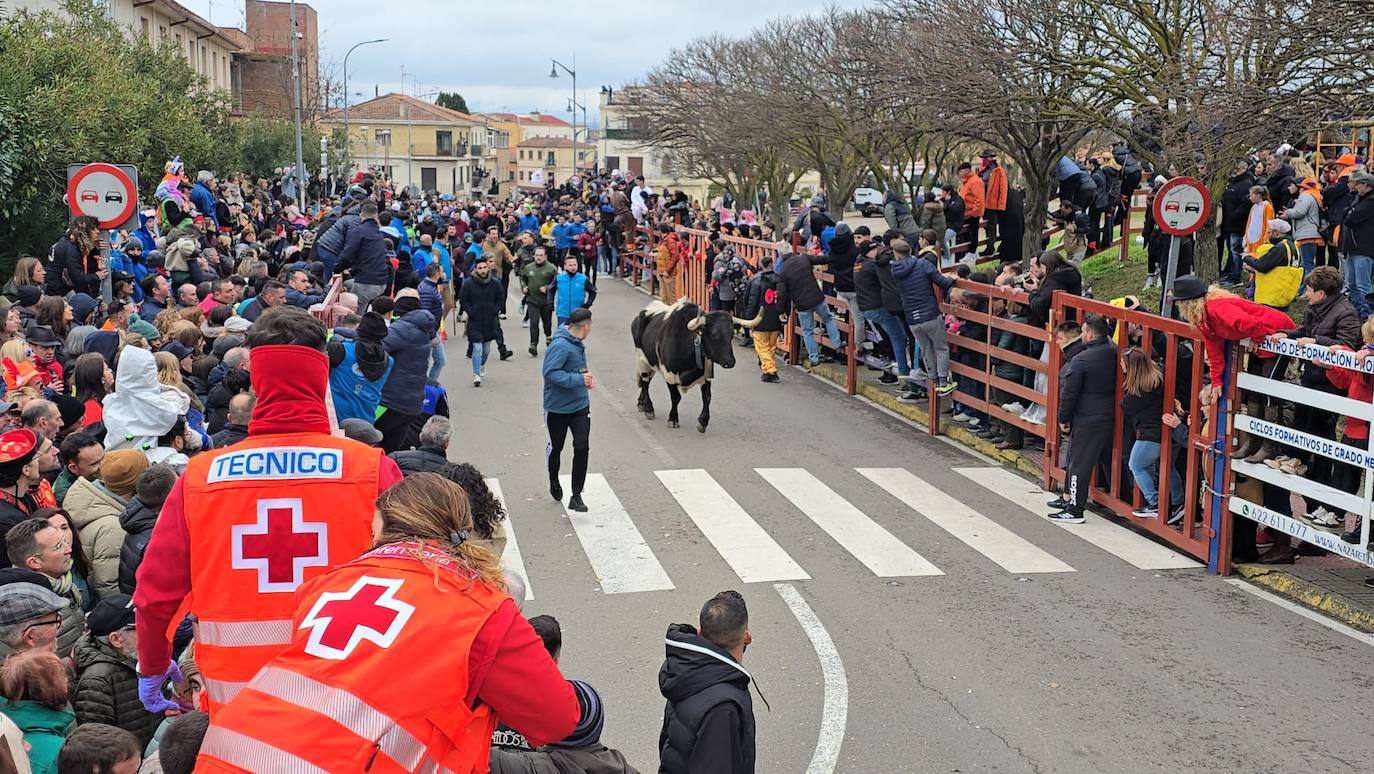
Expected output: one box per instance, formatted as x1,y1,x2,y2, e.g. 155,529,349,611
687,315,704,332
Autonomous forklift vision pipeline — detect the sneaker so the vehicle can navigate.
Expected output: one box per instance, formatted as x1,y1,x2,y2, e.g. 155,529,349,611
499,313,507,320
521,319,529,328
1048,510,1086,524
1308,507,1342,530
1131,506,1158,519
1166,506,1185,526
951,412,975,423
567,494,588,512
529,345,538,357
1001,401,1027,414
550,478,563,501
1046,497,1069,510
1263,455,1296,470
936,381,958,397
760,372,780,383
472,374,482,387
896,391,925,403
878,372,898,385
1342,528,1363,545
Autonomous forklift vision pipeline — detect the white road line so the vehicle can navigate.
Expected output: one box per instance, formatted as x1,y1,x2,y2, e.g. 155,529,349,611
561,474,675,594
485,479,533,601
656,469,810,583
858,468,1075,574
756,468,943,577
774,583,847,774
1224,578,1374,649
955,467,1201,570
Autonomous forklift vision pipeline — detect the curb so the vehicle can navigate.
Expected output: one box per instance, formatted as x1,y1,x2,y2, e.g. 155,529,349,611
805,362,1045,480
1233,564,1374,633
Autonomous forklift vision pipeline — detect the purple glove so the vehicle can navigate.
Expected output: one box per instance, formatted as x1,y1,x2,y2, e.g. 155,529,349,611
138,662,185,714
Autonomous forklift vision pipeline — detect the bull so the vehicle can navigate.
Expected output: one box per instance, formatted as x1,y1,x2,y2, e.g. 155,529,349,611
630,300,764,433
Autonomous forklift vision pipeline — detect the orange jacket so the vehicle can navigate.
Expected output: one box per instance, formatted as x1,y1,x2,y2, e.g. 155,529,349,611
985,165,1008,211
960,174,986,219
656,233,682,275
196,542,579,774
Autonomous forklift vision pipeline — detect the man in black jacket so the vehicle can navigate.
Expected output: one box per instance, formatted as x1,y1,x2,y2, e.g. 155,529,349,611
659,590,755,774
1220,158,1257,284
740,254,788,382
1051,315,1117,523
335,201,390,312
1339,171,1374,320
776,242,841,366
388,415,450,475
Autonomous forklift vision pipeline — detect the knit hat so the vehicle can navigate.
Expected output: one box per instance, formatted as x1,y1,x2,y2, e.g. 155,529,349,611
1171,274,1207,301
223,316,252,333
547,680,604,749
101,449,150,497
129,318,160,341
86,593,135,637
211,334,245,358
69,293,99,327
15,286,39,307
357,311,389,342
393,296,421,316
53,394,85,429
340,418,383,446
394,288,420,301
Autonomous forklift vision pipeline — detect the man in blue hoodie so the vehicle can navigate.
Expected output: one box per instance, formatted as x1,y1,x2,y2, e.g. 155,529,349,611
889,236,957,400
542,307,593,512
190,171,218,232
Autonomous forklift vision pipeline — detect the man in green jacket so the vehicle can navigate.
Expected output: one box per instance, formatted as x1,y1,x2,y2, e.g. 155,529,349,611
520,246,560,357
72,594,163,747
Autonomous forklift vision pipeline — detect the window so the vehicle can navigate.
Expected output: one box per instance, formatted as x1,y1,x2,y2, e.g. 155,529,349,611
436,131,453,155
518,149,524,160
546,152,555,166
605,156,620,173
421,167,437,191
628,156,644,177
578,151,586,161
140,17,149,37
375,129,391,147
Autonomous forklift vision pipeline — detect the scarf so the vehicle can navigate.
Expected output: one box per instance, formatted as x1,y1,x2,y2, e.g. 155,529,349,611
50,571,81,608
248,345,330,436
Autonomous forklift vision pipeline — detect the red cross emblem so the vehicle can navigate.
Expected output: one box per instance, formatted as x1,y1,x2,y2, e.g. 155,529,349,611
231,498,328,593
298,576,415,660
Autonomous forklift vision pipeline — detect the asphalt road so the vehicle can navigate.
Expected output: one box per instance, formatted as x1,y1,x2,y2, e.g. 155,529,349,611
438,277,1370,774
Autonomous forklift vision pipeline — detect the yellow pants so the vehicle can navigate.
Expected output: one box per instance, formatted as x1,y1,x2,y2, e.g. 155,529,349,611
658,273,678,302
753,331,780,374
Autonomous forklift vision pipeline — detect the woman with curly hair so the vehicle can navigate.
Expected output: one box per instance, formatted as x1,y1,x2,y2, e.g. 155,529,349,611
440,462,508,557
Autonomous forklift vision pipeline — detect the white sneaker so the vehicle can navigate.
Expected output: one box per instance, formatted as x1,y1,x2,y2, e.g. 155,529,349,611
1308,507,1342,529
951,412,975,423
472,374,482,387
521,319,529,328
1002,401,1027,414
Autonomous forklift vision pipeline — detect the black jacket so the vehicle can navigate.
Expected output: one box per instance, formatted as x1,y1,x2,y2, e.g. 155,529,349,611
46,236,100,298
205,366,251,435
775,252,827,312
336,219,391,285
658,624,755,774
1340,192,1374,257
458,274,504,343
1323,177,1354,228
1058,337,1118,424
1121,384,1167,441
118,496,160,595
389,446,449,476
72,632,163,747
823,226,858,293
854,250,899,314
1220,172,1257,234
210,423,248,449
1267,164,1297,212
739,270,787,334
1027,265,1083,329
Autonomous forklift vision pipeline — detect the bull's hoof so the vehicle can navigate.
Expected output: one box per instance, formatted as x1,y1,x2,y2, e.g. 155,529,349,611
668,419,680,429
696,424,706,433
644,410,655,420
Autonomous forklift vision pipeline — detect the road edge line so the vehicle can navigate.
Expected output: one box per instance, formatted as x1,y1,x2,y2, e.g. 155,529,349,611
1223,578,1374,648
774,582,847,774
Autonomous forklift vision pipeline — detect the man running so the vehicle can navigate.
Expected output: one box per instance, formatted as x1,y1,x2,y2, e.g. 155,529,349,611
542,308,593,513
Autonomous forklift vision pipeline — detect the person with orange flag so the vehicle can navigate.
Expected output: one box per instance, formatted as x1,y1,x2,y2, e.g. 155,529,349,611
133,306,403,716
196,472,579,774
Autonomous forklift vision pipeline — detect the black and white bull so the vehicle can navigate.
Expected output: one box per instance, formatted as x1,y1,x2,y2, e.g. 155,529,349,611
630,300,763,432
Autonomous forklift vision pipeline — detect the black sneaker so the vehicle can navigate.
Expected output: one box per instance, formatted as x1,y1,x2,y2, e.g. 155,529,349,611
896,391,925,403
878,372,898,385
567,494,588,512
528,345,538,357
499,348,514,361
1047,510,1086,524
1166,506,1185,527
760,372,780,383
550,479,563,501
1046,497,1069,510
1364,577,1374,589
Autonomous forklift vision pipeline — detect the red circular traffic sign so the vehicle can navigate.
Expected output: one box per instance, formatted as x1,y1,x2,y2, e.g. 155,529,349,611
1151,176,1211,237
66,163,137,229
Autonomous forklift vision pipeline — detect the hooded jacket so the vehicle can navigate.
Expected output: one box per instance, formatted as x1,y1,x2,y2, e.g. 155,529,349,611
658,623,755,774
102,346,183,453
854,247,902,314
776,252,828,312
1058,336,1118,424
328,326,393,424
118,495,160,594
63,477,128,599
459,272,505,342
917,200,947,244
72,631,163,747
490,679,640,774
381,309,437,415
740,266,787,334
824,224,858,293
543,327,589,414
1220,171,1257,234
882,190,919,242
889,252,955,325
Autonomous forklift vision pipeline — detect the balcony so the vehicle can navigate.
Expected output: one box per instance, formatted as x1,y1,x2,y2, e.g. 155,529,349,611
469,144,484,157
605,127,647,141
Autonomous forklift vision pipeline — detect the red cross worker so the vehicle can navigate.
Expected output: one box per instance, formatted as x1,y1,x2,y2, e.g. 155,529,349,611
133,307,403,715
197,473,579,774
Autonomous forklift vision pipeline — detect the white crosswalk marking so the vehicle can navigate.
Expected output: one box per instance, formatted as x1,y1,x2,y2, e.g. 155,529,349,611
858,468,1075,574
655,469,810,583
561,474,676,594
954,467,1201,570
756,468,943,577
485,479,533,601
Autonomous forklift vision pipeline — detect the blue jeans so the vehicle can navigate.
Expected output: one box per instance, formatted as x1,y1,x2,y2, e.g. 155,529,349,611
863,309,910,375
428,340,447,380
1344,253,1372,320
471,340,491,377
1298,242,1317,290
1129,439,1182,508
798,302,841,362
1224,233,1244,282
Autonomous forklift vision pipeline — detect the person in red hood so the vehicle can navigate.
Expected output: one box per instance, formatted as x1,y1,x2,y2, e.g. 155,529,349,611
132,306,403,716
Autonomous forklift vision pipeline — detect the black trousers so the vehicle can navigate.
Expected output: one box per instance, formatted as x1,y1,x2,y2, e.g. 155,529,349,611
1065,419,1114,515
528,301,553,347
375,407,419,454
546,407,590,496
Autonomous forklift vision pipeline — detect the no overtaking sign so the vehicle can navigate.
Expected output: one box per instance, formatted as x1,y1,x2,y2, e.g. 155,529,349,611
66,163,139,230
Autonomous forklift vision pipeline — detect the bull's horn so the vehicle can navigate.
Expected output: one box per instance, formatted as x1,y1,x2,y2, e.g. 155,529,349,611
732,307,766,329
687,314,705,332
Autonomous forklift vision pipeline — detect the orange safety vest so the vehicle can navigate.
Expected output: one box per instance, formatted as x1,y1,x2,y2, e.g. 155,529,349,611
195,541,507,774
181,432,380,713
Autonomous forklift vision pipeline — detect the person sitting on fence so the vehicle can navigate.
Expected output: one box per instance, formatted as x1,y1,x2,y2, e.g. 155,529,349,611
1052,202,1092,265
1121,348,1185,524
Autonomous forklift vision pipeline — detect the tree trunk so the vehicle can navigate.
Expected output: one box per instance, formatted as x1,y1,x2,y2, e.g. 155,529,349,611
1023,173,1052,261
1194,222,1221,285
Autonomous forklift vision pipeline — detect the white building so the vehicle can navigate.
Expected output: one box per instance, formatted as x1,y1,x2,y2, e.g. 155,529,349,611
599,87,711,204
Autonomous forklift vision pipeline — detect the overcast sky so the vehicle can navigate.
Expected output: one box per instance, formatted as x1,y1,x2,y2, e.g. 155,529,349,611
184,0,870,123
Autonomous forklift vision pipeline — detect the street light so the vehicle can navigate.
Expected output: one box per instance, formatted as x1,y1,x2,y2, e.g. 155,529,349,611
343,37,388,173
568,97,590,173
549,55,577,149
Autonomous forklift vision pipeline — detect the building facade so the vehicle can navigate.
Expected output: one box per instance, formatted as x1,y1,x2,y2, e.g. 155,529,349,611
599,87,711,203
515,138,595,191
322,93,487,197
226,0,320,118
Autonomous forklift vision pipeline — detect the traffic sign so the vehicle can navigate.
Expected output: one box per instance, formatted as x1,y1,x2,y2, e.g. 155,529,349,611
1151,176,1211,237
66,163,138,230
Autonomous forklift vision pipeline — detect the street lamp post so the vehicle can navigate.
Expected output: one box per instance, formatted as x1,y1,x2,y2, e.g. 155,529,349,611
342,37,388,175
549,55,577,151
568,97,590,173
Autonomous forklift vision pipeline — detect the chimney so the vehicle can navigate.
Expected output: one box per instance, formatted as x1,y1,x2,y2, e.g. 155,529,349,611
374,85,379,97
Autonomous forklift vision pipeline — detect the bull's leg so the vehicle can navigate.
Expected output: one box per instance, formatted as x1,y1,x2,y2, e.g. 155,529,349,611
667,383,682,428
637,372,655,420
696,381,711,433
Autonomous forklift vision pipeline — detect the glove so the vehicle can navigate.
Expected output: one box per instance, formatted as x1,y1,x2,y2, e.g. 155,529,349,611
138,662,185,715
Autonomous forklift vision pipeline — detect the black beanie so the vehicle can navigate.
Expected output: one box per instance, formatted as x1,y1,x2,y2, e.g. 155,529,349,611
357,311,389,341
393,296,421,316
